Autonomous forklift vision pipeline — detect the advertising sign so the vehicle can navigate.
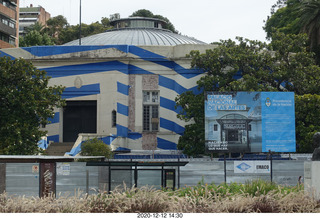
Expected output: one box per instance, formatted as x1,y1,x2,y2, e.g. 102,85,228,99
205,92,296,153
40,162,56,197
57,163,71,176
234,161,271,174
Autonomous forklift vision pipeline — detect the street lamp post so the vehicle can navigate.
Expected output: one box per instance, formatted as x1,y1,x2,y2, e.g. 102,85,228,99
79,0,82,45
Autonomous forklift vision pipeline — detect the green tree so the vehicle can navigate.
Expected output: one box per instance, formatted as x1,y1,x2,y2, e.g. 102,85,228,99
24,15,111,45
25,21,46,33
175,91,205,156
176,32,320,156
295,94,320,153
45,15,69,38
57,21,111,45
19,21,55,47
101,17,110,28
0,57,65,155
264,0,301,39
298,0,320,63
130,9,154,18
56,25,79,45
130,9,178,33
19,30,55,47
264,0,320,64
80,138,112,158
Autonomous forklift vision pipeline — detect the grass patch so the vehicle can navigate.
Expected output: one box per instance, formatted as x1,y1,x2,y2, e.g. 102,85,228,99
0,180,318,213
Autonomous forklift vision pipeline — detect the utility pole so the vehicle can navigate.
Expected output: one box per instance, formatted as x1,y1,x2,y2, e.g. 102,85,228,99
79,0,82,45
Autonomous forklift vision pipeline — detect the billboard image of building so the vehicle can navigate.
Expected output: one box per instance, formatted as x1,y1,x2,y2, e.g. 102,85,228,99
205,92,296,153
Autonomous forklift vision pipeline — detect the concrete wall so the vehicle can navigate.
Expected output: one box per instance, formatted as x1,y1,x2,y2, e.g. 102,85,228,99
304,161,320,199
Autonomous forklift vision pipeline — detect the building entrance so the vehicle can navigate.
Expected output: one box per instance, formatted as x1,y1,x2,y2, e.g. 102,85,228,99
217,114,252,152
63,101,97,142
227,130,239,142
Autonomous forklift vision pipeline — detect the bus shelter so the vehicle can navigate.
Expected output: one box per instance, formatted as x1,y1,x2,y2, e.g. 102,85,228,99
86,160,189,191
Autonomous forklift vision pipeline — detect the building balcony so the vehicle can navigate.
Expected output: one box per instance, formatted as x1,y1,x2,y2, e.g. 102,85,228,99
0,22,16,36
0,3,17,19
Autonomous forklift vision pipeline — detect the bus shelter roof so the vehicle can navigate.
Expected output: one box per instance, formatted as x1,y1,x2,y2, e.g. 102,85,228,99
0,155,105,163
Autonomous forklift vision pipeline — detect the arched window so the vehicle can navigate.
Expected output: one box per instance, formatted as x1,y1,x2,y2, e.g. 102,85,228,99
220,114,247,120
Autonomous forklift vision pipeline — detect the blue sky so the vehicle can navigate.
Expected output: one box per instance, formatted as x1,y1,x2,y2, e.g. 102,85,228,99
20,0,277,44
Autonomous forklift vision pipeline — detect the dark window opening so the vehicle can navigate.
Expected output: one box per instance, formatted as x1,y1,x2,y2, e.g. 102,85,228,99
112,110,117,128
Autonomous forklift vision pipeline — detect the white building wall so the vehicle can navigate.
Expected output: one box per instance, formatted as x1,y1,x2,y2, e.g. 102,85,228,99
1,44,216,152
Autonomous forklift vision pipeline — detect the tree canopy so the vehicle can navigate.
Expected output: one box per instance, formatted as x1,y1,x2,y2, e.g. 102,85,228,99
19,22,55,47
176,32,320,156
19,30,55,47
264,0,320,64
80,138,112,158
130,9,178,33
298,0,320,52
19,9,178,46
264,0,301,39
19,15,112,46
0,57,65,155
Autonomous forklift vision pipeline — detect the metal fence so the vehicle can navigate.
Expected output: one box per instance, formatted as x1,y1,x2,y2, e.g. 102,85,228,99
3,159,306,197
179,159,305,187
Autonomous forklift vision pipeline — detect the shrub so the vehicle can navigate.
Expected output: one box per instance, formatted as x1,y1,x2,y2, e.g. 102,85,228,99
295,94,320,152
174,179,304,199
0,180,318,213
80,138,112,158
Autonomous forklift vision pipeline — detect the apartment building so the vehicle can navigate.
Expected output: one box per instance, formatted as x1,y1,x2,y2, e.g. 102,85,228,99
19,4,50,37
0,0,18,48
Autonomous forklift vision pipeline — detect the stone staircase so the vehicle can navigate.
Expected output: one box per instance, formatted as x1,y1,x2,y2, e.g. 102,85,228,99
45,142,74,156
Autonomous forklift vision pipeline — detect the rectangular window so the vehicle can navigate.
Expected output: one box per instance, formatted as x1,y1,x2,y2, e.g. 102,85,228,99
214,124,218,131
112,110,117,128
2,18,8,25
143,91,159,131
9,21,15,28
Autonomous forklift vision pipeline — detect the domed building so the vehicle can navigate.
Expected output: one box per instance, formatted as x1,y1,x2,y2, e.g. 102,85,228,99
64,17,206,46
0,16,214,157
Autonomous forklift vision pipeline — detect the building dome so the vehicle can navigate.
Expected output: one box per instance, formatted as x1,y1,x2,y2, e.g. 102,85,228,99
63,17,207,46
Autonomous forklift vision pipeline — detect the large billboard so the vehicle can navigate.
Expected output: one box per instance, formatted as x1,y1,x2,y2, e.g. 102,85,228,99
205,92,296,153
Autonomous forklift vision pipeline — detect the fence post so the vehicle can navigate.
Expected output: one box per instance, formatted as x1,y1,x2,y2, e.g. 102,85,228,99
270,155,273,183
0,163,5,194
224,154,227,183
86,170,89,194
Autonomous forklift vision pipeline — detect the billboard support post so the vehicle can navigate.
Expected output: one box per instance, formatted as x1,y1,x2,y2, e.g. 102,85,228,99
270,152,273,183
268,150,274,183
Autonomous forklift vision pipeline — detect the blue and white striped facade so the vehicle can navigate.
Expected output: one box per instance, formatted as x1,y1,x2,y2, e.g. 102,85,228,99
1,44,214,154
